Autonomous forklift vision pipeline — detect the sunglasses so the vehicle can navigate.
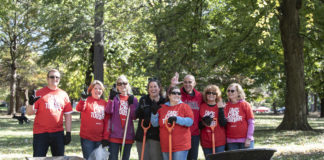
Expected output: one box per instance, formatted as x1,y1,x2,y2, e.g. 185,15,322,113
206,92,217,95
117,82,128,86
48,76,60,79
227,89,236,93
170,91,181,95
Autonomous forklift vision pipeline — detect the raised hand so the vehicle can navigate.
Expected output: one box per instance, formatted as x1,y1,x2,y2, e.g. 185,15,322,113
28,90,40,105
217,98,225,108
81,87,89,101
171,72,183,86
109,84,118,100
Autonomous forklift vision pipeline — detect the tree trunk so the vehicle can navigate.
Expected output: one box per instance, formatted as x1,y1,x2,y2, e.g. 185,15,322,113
306,91,309,115
321,98,324,118
85,42,94,87
313,94,317,112
272,102,278,114
277,0,312,130
93,0,104,82
9,63,17,115
15,76,21,113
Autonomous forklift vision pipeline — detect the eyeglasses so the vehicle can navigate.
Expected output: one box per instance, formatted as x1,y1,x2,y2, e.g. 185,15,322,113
48,76,60,79
117,82,128,86
206,92,217,95
170,91,181,95
227,89,236,93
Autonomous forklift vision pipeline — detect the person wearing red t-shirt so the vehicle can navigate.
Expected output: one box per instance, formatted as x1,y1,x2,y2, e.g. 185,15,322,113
170,72,202,160
224,83,255,150
105,75,138,160
151,86,194,160
26,69,73,157
76,80,110,159
199,85,227,159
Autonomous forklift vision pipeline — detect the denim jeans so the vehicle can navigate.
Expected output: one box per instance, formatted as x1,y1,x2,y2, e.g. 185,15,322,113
202,145,225,159
80,138,102,159
227,141,254,151
108,142,132,160
187,135,199,160
33,131,65,157
162,150,189,160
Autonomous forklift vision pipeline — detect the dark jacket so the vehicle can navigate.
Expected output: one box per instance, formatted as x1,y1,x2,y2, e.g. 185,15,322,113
135,95,165,141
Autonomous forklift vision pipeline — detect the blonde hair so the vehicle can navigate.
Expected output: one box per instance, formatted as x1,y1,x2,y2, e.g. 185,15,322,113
203,85,222,103
227,83,246,102
116,75,133,95
88,80,105,94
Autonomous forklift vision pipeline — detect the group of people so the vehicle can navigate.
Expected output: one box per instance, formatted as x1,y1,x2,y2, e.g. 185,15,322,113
26,69,255,160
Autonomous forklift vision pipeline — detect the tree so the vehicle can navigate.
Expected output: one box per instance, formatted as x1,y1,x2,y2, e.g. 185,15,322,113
0,0,43,114
277,0,311,130
93,0,105,82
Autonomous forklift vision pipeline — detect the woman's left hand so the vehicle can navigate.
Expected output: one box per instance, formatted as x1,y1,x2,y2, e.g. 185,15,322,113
217,99,225,108
244,138,251,148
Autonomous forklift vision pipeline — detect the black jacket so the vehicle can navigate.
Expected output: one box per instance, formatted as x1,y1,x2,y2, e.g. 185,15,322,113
135,95,165,141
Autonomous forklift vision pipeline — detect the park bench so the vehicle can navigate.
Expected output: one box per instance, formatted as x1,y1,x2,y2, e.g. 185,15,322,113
207,148,277,160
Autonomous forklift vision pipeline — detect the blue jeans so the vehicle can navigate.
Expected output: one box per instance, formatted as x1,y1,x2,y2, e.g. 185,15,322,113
33,131,65,157
162,150,189,160
81,138,102,159
202,145,225,159
108,142,132,160
227,141,254,151
187,135,199,160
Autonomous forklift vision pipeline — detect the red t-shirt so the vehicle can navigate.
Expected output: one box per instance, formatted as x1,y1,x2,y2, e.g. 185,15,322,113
33,86,73,134
76,96,108,141
224,101,254,138
199,103,226,148
158,103,194,152
119,95,129,129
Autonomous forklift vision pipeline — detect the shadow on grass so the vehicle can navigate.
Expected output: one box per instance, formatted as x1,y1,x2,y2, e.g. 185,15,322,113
273,151,324,160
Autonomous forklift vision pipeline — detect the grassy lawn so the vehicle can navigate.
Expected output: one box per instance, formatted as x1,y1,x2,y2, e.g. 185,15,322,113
1,107,323,160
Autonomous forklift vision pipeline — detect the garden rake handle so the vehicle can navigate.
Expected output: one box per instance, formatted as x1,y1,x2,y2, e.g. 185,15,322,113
141,119,151,160
165,119,175,160
209,118,218,154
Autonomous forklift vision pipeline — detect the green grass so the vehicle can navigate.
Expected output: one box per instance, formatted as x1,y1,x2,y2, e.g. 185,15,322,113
1,110,324,160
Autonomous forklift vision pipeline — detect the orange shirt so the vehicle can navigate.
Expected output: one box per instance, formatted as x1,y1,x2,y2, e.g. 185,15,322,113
199,103,226,148
33,86,72,134
76,97,108,141
158,103,194,152
224,101,254,138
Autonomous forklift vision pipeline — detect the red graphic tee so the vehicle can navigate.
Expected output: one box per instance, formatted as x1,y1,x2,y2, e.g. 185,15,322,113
76,96,108,141
33,86,72,134
158,103,194,152
199,103,226,148
224,101,254,138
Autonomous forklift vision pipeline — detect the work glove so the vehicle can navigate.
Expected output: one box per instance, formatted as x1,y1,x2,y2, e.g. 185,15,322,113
151,101,160,114
101,140,109,147
198,121,206,130
202,115,213,126
28,90,41,105
109,84,118,100
128,95,134,105
168,116,177,124
64,132,71,145
81,88,89,101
